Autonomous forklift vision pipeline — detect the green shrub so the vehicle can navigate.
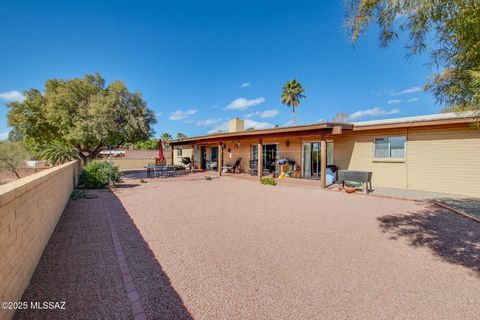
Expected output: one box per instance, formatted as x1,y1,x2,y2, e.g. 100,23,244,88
139,178,147,183
79,161,122,189
261,177,277,186
38,141,78,166
70,189,86,200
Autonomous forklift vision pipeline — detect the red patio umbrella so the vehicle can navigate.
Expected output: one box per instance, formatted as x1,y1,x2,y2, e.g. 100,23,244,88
158,139,165,161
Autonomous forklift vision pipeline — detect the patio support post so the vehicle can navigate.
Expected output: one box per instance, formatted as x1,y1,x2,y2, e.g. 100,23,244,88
171,146,175,166
218,143,223,176
258,139,263,180
320,139,326,188
191,144,195,173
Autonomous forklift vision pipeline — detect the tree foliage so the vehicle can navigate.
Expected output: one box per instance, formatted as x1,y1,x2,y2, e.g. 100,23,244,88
281,79,306,125
345,0,480,113
133,138,159,150
8,128,23,142
332,112,350,123
7,73,156,162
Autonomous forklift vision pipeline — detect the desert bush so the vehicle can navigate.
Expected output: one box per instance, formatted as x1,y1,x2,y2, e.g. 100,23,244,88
79,161,121,188
261,177,277,186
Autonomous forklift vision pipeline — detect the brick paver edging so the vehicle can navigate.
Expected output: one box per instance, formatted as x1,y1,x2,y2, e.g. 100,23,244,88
431,201,480,224
102,199,148,320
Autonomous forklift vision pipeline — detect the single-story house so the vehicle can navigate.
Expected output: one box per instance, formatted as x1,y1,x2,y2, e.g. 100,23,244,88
169,112,480,197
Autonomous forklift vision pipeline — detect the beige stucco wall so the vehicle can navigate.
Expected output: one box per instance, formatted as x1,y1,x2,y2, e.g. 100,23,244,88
172,147,192,166
407,125,480,195
0,161,82,320
329,124,480,196
99,158,172,170
175,124,479,196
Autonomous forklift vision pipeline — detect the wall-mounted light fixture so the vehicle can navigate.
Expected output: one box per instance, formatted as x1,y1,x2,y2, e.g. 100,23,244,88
286,140,290,147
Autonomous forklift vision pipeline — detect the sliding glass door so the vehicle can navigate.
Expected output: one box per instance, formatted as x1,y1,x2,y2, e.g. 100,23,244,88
303,142,320,179
263,144,279,174
302,142,333,179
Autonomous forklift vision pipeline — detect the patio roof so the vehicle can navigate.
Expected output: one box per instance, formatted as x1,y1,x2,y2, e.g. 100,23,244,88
170,112,477,146
170,122,352,145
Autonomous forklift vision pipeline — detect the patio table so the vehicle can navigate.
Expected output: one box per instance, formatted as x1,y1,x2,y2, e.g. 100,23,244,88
144,165,176,178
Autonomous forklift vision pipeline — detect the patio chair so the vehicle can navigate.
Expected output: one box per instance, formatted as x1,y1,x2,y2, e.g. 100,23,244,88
222,157,242,173
146,163,156,178
206,161,218,171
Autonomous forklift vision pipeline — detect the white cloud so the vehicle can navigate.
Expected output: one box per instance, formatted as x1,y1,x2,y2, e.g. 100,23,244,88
0,90,25,102
245,109,279,119
169,109,197,120
207,119,273,134
388,99,402,105
0,131,9,141
225,97,265,110
349,107,400,121
240,82,251,88
155,112,163,117
407,97,419,103
244,119,274,130
197,118,222,126
390,86,422,96
207,123,228,134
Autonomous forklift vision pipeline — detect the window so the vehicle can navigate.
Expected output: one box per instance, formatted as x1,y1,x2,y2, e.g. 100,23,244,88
176,148,182,156
327,142,334,165
374,136,406,159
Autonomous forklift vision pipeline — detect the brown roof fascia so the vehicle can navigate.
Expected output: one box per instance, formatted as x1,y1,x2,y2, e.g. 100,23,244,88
352,118,476,131
170,123,353,146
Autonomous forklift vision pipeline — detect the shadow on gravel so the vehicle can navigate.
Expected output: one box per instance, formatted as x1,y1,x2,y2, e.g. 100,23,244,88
15,190,192,320
433,197,480,219
114,183,141,189
107,191,193,320
378,203,480,276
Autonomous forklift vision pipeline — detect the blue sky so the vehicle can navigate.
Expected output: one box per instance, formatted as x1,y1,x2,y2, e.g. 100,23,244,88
0,0,442,139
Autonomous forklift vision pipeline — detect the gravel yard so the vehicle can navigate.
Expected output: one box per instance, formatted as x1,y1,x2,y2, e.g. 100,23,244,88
16,174,480,319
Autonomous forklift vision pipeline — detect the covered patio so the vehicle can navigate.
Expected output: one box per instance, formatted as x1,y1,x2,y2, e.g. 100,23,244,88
170,121,352,188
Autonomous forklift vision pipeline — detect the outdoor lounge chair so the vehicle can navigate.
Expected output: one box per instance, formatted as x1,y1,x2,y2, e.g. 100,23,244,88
222,157,242,173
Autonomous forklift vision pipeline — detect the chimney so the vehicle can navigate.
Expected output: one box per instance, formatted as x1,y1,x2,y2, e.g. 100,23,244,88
228,118,245,132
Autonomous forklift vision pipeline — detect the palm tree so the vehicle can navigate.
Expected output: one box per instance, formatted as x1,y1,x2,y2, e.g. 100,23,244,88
281,79,306,125
176,132,187,140
161,132,173,149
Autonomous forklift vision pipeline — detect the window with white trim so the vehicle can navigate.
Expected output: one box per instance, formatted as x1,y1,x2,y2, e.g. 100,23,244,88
176,148,183,156
374,136,406,159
